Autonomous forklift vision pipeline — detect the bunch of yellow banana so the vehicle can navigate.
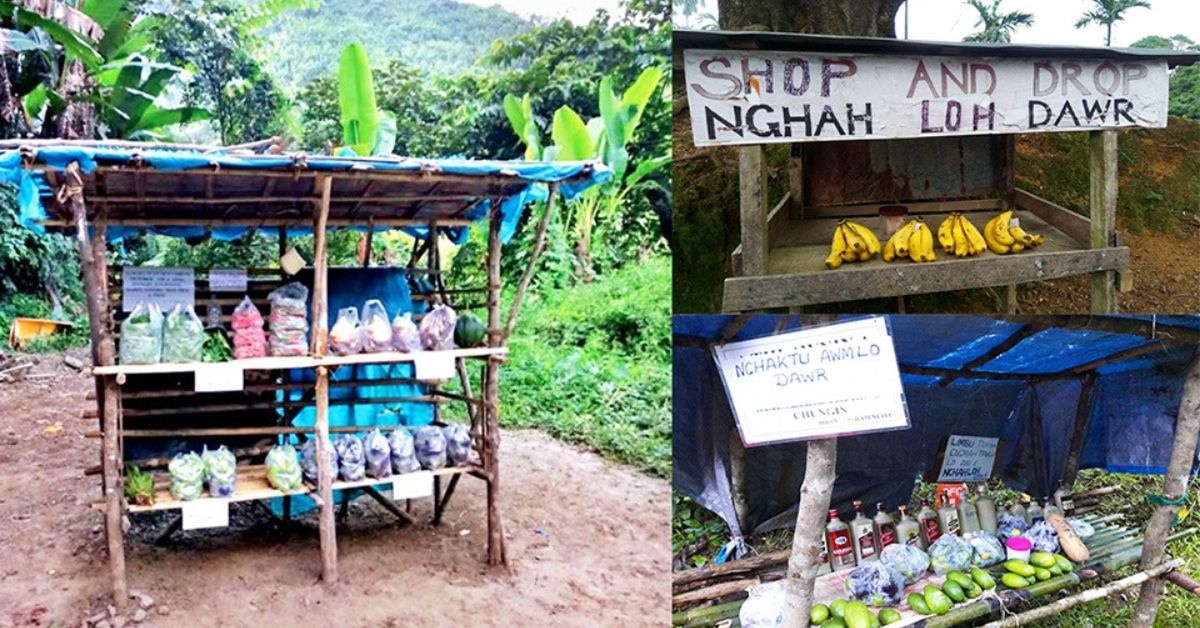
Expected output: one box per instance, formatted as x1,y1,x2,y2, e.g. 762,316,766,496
936,213,988,257
882,218,936,263
824,220,881,269
983,210,1046,254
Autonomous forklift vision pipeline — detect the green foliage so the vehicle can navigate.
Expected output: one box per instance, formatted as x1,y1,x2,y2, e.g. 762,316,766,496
673,492,728,567
336,42,381,156
159,232,280,269
0,184,78,300
0,292,89,353
962,0,1034,43
1074,0,1152,46
1132,35,1200,120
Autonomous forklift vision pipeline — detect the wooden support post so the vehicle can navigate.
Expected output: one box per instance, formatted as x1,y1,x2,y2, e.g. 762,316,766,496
502,184,559,340
1000,135,1016,211
66,162,127,613
788,143,804,220
315,366,337,583
360,216,375,268
1130,347,1200,626
277,226,287,259
484,208,508,566
311,175,331,355
1003,284,1018,315
1062,372,1098,486
1089,130,1118,314
738,145,769,281
728,429,753,535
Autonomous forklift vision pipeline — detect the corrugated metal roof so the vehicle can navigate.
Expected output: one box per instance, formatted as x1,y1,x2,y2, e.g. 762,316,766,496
674,30,1200,68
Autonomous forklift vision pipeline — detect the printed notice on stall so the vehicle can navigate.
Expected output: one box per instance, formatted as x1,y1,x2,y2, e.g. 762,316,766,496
712,317,909,446
683,49,1169,146
413,353,455,381
393,471,434,500
938,435,1000,482
182,498,230,530
208,268,248,292
194,363,245,392
121,267,195,312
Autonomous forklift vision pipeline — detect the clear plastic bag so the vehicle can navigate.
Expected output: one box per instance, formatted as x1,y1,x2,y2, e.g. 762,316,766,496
363,429,392,479
391,313,421,353
168,451,205,501
268,282,309,356
231,296,267,359
162,304,205,363
965,530,1006,567
1027,520,1061,553
443,424,472,466
300,437,337,485
329,306,363,356
844,561,906,607
414,425,447,470
739,581,785,628
201,445,238,497
361,299,393,352
419,304,457,351
928,534,974,574
334,435,366,481
388,429,421,474
119,303,163,365
265,444,303,491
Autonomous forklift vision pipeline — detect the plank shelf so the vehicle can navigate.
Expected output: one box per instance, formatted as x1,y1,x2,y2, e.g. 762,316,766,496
89,347,507,376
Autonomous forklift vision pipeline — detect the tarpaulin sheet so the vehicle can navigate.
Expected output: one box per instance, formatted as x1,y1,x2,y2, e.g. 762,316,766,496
674,314,1200,536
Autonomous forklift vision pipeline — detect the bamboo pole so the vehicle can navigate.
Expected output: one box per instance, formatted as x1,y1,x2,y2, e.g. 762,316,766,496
502,184,558,340
1164,569,1200,594
314,366,337,583
311,175,331,355
672,600,744,627
66,161,128,613
1131,345,1200,626
673,578,759,610
674,548,791,590
484,207,507,566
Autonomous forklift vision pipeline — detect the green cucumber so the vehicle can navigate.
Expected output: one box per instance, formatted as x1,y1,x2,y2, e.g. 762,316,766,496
946,571,974,590
1004,559,1036,578
1030,552,1057,568
820,620,847,628
970,567,996,589
1054,554,1074,573
811,603,831,624
831,599,848,619
942,580,966,603
965,583,982,598
1002,572,1031,588
878,608,902,625
843,601,872,628
923,586,953,615
1034,567,1052,581
907,593,932,615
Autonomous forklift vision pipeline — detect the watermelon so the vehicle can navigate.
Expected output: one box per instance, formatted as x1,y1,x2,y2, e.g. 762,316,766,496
454,313,487,348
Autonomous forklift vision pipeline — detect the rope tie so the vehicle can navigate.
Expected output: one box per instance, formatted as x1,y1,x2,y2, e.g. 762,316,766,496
1147,492,1189,526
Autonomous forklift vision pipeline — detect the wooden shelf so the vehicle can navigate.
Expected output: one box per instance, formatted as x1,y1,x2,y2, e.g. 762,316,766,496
122,465,309,513
90,347,507,376
327,464,482,492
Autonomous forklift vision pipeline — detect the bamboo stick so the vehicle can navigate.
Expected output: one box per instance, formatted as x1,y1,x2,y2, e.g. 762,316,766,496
502,184,558,340
672,601,744,627
1073,485,1124,499
674,549,791,593
484,208,507,567
315,365,337,583
1164,569,1200,595
672,579,759,610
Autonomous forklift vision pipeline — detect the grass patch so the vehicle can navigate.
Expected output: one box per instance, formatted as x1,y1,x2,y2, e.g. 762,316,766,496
0,292,89,353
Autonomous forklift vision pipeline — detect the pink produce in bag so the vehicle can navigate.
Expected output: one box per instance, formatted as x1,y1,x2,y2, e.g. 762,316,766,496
419,304,457,351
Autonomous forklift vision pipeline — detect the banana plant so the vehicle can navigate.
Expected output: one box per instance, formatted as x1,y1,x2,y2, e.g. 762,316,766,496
504,67,668,274
337,42,396,156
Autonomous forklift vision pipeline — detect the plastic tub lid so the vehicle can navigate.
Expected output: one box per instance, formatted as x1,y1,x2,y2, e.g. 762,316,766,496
1006,536,1033,551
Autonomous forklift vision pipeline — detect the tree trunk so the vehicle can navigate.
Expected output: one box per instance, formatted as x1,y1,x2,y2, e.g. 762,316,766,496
1129,346,1200,626
779,438,837,628
717,0,903,36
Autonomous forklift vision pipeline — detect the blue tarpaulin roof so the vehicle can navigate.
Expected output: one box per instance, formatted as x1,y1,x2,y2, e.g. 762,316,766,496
674,314,1200,537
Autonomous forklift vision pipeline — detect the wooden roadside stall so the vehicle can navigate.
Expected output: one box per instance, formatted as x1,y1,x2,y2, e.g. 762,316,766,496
674,31,1200,314
2,140,608,612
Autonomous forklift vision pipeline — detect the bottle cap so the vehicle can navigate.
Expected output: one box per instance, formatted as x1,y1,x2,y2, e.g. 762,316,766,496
828,509,840,519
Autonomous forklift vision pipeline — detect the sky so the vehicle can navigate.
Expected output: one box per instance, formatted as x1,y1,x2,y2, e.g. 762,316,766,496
675,0,1200,48
459,0,623,24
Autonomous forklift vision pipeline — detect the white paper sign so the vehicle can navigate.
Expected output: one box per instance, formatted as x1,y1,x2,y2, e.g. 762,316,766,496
208,268,248,292
392,471,434,500
712,317,909,446
122,267,195,312
683,49,1169,146
413,353,455,381
181,498,230,530
938,435,1000,482
193,364,244,392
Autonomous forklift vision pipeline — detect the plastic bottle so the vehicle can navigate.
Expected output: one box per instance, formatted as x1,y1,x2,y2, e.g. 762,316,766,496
850,500,878,562
976,485,998,535
1011,498,1028,525
874,502,897,550
827,509,857,571
1028,497,1044,524
918,500,942,547
818,531,832,575
1054,479,1076,515
1042,496,1060,518
896,505,923,549
958,490,981,534
937,490,962,536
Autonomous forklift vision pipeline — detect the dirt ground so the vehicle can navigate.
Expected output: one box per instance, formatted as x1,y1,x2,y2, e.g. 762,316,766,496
0,352,670,627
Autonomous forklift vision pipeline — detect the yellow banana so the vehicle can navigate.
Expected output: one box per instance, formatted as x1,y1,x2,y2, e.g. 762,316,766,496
990,211,1016,246
937,215,956,253
858,250,872,261
893,220,917,258
1009,224,1037,246
984,216,1012,254
915,222,936,262
960,215,987,255
1032,234,1046,246
845,221,881,255
951,215,968,257
839,226,858,262
825,250,844,269
841,222,866,254
882,237,896,262
827,222,848,268
1011,241,1025,253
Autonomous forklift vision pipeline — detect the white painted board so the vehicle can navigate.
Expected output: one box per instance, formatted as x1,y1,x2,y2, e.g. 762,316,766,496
181,498,230,530
938,434,1000,482
392,471,434,500
121,267,195,312
208,268,248,292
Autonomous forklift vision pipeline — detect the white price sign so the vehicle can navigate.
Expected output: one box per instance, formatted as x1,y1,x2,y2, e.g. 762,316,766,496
181,498,230,530
121,267,195,312
413,353,455,381
392,471,434,500
208,268,248,292
712,317,910,447
938,435,1000,482
194,364,244,392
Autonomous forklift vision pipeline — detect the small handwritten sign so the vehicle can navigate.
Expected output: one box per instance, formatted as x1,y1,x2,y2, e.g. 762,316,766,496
122,267,195,312
392,471,434,500
938,435,1000,482
208,268,248,292
413,353,455,381
194,364,244,392
181,498,230,530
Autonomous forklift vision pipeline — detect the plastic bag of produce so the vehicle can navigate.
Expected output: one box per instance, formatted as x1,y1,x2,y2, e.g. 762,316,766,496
363,428,392,479
268,282,309,356
388,429,421,474
300,437,337,484
739,580,785,628
162,304,205,363
231,296,267,359
201,445,238,497
265,444,303,491
391,313,421,352
443,424,472,466
928,534,974,575
414,425,447,470
361,300,393,352
419,304,457,351
1026,520,1061,553
997,512,1030,541
168,451,205,501
119,303,163,364
879,543,930,584
844,561,906,607
334,435,366,481
1067,517,1095,539
965,530,1006,567
329,306,363,355
202,328,234,362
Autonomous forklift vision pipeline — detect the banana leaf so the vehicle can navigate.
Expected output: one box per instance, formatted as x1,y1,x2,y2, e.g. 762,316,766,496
337,42,379,157
550,105,593,161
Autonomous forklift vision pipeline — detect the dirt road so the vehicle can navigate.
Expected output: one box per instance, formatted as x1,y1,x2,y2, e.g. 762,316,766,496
0,353,670,627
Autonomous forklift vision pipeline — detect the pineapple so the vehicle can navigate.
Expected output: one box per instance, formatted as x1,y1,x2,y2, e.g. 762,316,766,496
123,464,155,506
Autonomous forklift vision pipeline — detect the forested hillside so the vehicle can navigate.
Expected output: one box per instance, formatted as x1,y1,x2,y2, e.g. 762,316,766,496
258,0,531,93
